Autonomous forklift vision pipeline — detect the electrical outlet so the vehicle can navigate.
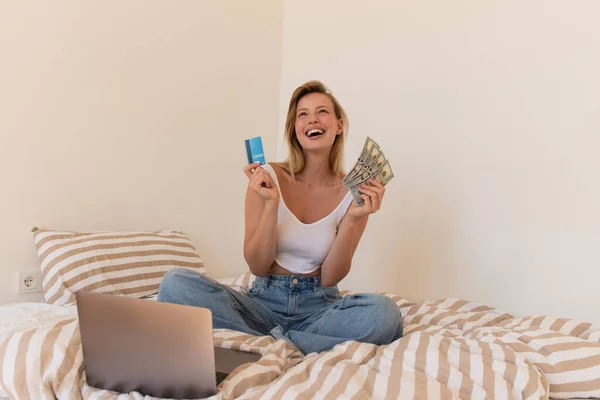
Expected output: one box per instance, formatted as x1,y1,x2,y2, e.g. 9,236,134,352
17,268,42,293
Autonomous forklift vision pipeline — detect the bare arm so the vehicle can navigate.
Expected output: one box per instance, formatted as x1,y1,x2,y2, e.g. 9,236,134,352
320,178,386,287
243,164,279,276
320,214,368,286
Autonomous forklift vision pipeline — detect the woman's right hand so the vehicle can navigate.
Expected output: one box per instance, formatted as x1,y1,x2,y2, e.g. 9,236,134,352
243,163,279,205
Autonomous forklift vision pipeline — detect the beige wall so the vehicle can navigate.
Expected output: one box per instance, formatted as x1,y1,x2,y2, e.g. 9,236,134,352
0,1,283,304
2,1,599,325
278,0,600,324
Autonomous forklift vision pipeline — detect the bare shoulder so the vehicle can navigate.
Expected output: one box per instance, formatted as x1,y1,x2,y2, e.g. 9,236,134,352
268,163,291,183
267,162,284,173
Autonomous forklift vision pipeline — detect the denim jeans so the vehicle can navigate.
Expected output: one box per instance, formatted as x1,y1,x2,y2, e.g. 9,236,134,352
157,268,403,355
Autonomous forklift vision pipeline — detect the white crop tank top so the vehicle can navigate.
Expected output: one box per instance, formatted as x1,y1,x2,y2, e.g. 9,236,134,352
261,164,354,274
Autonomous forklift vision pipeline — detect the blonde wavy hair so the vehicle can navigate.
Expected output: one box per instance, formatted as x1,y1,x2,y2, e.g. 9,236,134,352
273,80,349,179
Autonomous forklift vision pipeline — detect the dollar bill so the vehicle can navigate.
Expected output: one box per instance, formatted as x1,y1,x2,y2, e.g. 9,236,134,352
344,151,376,186
348,160,394,205
373,160,394,186
343,158,367,184
343,137,394,206
371,152,387,172
345,151,386,188
344,165,374,189
343,137,378,183
349,185,363,205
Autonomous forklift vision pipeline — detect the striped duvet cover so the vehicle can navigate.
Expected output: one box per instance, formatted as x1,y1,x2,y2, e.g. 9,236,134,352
1,275,599,400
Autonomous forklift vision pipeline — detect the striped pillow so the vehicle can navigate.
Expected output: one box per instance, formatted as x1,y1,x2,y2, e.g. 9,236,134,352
31,227,205,306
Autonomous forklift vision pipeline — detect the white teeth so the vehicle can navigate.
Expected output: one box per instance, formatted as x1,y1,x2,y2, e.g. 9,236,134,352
307,129,324,137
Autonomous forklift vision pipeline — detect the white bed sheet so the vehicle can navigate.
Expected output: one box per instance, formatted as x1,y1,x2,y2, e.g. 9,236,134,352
0,302,77,337
0,275,240,337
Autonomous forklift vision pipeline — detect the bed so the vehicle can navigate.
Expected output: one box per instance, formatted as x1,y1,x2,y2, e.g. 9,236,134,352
2,227,599,399
2,271,600,400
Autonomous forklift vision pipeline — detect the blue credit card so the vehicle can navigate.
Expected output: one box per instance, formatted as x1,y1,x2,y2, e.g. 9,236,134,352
244,136,266,165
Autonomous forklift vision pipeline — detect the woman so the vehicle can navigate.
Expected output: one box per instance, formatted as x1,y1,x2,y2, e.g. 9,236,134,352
158,81,403,355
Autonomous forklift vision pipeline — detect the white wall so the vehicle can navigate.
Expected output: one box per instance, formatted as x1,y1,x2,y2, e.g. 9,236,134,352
2,0,599,325
0,1,283,304
279,0,600,324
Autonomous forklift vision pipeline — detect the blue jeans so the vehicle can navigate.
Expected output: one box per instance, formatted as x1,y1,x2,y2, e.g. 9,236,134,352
157,268,403,355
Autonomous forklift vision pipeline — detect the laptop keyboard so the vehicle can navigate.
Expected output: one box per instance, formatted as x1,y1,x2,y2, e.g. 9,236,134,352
216,371,229,385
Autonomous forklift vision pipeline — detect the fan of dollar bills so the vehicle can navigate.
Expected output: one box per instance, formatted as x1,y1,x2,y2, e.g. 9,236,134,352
343,137,394,205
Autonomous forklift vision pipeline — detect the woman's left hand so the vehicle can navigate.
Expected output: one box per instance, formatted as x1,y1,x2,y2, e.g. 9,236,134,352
346,178,386,219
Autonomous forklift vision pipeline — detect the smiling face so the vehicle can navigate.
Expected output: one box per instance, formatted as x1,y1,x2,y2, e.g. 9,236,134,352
281,80,349,178
294,92,343,153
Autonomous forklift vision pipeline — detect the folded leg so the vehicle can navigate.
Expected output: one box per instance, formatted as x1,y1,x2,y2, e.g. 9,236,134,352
157,268,279,337
285,292,403,354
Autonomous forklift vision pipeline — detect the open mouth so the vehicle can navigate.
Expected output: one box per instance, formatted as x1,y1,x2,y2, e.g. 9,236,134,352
306,129,325,138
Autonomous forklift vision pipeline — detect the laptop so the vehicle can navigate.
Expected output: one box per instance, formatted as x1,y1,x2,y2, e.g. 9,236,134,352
75,290,262,399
